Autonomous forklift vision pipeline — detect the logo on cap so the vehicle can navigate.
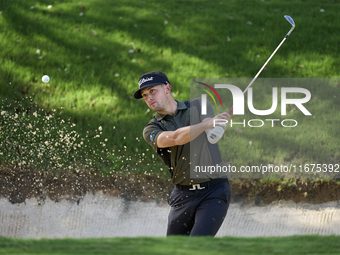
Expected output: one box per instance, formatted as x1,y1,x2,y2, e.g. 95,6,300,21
139,77,154,87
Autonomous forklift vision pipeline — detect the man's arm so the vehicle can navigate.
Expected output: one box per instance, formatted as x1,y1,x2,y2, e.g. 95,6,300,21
157,112,230,148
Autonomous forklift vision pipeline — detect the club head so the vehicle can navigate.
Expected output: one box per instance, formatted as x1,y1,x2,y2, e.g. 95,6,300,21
284,15,295,27
284,15,295,37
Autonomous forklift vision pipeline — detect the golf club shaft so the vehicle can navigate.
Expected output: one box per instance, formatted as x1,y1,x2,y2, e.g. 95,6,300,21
228,19,295,115
227,37,287,115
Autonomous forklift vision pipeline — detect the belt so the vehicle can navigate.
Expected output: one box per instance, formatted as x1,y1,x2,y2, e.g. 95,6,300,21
176,178,228,191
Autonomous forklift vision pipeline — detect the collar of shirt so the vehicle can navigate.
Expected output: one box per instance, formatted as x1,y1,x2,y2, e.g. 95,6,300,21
154,100,186,121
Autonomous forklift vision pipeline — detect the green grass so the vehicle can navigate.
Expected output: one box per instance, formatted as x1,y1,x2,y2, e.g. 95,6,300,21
1,235,340,255
0,0,339,177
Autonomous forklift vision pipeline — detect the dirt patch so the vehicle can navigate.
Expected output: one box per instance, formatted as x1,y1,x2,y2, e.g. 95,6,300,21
1,165,339,205
0,165,171,204
230,179,340,205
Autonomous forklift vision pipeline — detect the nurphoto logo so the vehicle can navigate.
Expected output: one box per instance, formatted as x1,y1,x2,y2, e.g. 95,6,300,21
197,81,312,128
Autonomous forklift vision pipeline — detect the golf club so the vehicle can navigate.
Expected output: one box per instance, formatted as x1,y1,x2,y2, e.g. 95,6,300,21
207,15,295,143
228,15,295,115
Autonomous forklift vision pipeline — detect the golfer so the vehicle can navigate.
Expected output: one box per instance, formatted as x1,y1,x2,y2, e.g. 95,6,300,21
134,71,231,236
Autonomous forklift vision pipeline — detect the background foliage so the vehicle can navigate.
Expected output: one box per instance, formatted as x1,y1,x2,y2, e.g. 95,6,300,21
0,0,339,177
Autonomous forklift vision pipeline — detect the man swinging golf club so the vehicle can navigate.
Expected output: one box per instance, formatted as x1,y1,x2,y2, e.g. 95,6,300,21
134,15,295,237
135,71,231,236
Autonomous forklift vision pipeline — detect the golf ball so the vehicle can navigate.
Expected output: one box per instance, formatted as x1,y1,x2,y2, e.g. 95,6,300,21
42,75,50,83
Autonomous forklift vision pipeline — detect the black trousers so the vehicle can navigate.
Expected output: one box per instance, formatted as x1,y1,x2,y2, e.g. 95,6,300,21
166,179,231,236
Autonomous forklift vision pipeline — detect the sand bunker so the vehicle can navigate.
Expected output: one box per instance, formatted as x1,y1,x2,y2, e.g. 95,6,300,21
1,193,339,238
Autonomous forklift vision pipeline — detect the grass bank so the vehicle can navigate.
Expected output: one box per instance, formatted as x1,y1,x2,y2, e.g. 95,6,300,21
1,235,340,255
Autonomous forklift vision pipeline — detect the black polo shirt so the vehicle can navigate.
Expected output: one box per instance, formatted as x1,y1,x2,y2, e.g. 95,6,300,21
143,98,226,185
